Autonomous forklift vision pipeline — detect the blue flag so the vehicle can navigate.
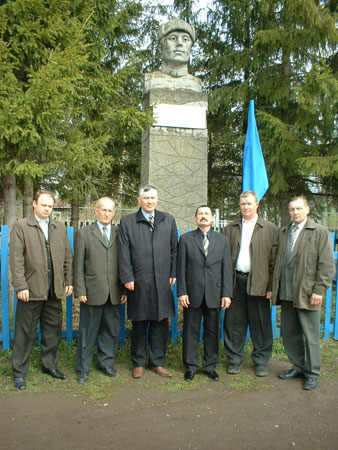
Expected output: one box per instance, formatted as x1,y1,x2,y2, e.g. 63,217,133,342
242,100,269,202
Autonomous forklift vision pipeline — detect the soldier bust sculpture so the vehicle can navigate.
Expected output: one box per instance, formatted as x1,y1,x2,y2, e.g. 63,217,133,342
144,18,202,93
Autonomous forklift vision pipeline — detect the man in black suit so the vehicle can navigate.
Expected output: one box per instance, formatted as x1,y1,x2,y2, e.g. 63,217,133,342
73,197,127,384
177,206,233,381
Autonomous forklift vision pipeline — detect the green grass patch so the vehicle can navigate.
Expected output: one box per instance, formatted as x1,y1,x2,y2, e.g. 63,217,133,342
1,337,337,398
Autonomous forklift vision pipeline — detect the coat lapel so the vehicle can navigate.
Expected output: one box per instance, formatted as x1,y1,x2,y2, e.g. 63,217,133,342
192,229,206,257
208,230,217,255
92,223,107,247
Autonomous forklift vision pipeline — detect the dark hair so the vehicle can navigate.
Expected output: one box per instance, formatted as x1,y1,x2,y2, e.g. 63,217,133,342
289,196,309,207
195,205,213,216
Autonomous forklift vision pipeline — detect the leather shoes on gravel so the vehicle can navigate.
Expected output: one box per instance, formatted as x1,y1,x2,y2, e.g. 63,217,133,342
13,377,26,390
150,366,172,377
184,370,195,381
99,367,120,378
279,368,303,380
132,367,144,378
42,368,67,380
77,372,89,384
304,377,317,390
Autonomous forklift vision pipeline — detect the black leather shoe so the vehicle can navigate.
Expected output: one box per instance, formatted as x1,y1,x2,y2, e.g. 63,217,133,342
42,368,67,380
99,366,120,378
184,370,195,381
77,372,89,384
203,370,219,381
13,377,26,390
279,368,303,380
227,363,241,374
255,365,268,377
304,377,317,390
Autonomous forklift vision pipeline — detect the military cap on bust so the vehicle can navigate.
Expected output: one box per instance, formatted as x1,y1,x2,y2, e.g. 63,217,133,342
158,18,196,43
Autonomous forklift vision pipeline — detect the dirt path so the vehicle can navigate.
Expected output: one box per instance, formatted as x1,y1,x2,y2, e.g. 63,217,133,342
1,360,337,450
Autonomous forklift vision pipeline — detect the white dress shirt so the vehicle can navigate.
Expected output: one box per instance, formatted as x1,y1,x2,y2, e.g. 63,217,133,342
236,215,258,273
36,217,49,241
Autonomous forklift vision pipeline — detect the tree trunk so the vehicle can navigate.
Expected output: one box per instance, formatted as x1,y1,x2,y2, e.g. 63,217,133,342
23,177,33,217
2,172,16,310
3,173,17,228
280,194,290,227
70,200,79,229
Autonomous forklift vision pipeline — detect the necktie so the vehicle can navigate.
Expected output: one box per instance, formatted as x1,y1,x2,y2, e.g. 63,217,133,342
149,214,154,229
289,224,298,253
203,232,209,257
102,226,109,245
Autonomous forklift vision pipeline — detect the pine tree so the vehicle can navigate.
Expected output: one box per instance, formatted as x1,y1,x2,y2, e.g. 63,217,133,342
194,0,338,224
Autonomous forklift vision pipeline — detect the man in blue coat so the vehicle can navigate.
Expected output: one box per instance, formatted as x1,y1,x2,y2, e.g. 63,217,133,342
177,206,232,381
119,186,178,379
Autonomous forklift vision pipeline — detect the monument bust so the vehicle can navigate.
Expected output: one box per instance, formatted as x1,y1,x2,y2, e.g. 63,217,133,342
144,18,202,93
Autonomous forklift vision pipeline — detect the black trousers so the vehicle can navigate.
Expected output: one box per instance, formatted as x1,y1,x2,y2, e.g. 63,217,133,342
12,296,62,378
131,319,169,368
76,299,120,373
183,298,220,373
224,273,273,366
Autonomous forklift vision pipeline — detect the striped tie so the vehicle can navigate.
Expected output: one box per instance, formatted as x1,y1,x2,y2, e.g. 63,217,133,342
149,214,154,229
102,226,109,245
289,224,298,253
203,232,209,257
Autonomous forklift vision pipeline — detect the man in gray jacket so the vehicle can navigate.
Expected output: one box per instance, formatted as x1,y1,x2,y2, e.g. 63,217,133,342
10,190,73,390
74,197,126,384
223,191,278,377
272,196,335,390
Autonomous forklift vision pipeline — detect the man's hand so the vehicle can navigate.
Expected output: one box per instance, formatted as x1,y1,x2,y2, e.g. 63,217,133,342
221,297,231,310
179,295,190,308
169,278,176,286
124,281,135,291
310,293,323,306
266,291,272,300
78,295,87,303
65,286,73,296
17,290,29,302
121,294,127,304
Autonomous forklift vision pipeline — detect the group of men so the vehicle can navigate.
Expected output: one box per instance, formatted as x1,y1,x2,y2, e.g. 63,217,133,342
9,187,335,392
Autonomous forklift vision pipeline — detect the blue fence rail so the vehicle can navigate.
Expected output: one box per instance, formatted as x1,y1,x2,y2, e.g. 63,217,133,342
1,225,337,351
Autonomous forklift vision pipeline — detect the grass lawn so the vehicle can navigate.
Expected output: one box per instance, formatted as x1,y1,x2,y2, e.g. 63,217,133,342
0,337,337,399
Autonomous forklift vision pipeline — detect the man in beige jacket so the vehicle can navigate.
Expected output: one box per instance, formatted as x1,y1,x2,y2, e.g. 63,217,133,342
10,190,73,390
272,196,335,390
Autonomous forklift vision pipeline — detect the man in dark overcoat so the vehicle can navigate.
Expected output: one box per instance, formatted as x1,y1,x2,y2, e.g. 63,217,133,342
73,197,127,384
119,186,178,378
272,196,335,390
177,206,232,382
10,190,73,390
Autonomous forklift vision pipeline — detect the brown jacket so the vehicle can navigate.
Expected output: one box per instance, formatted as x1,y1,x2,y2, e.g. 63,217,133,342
223,216,279,296
9,215,73,300
272,218,335,310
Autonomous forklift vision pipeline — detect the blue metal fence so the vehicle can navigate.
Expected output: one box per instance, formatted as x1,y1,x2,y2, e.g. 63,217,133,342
1,225,337,351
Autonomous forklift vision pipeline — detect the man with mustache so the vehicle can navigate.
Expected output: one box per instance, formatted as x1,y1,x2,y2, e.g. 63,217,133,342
177,206,232,381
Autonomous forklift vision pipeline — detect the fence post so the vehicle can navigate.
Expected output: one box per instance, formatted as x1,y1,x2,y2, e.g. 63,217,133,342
170,229,181,344
65,226,74,344
1,226,11,351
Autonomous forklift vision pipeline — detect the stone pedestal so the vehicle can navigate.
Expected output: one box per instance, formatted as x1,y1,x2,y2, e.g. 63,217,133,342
141,76,208,231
